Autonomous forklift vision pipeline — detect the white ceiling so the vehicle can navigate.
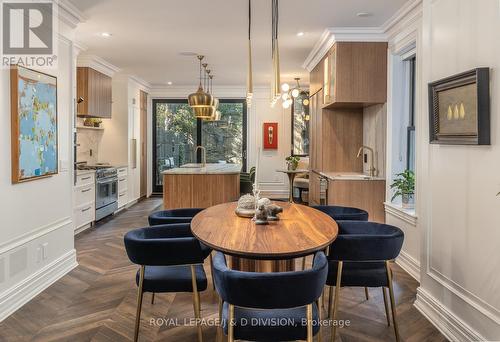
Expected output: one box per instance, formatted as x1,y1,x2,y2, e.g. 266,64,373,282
72,0,409,87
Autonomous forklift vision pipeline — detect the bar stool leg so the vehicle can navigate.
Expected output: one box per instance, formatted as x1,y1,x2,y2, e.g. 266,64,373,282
364,287,369,300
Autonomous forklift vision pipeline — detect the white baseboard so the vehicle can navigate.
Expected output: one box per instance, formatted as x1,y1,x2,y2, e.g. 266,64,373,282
259,189,289,198
0,249,78,322
396,250,420,282
414,287,485,342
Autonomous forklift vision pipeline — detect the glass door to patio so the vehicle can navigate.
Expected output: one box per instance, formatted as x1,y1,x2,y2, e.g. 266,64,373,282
152,99,247,193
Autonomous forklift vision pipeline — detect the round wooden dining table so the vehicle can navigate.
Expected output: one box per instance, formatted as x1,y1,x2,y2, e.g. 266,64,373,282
191,201,338,272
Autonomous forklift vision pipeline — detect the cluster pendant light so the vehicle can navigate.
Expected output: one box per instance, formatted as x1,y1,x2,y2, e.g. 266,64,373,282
188,55,216,119
246,0,253,107
188,55,219,120
205,74,221,122
270,0,281,107
280,77,309,109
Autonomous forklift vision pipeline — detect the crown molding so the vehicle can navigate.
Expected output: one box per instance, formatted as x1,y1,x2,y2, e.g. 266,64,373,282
302,0,423,72
77,55,121,77
57,0,86,29
381,0,422,36
129,75,152,91
302,27,387,72
73,41,88,56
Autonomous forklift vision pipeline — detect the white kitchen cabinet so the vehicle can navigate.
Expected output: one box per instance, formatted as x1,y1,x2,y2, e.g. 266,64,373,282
74,171,96,234
117,167,128,209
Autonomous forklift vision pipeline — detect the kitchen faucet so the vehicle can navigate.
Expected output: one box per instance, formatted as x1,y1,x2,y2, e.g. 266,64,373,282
356,145,376,177
195,146,206,167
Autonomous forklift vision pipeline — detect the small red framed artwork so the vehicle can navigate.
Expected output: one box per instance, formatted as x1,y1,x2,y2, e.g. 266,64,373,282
263,122,278,150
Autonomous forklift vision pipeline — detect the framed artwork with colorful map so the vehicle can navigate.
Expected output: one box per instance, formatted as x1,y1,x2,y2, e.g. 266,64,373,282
10,66,58,183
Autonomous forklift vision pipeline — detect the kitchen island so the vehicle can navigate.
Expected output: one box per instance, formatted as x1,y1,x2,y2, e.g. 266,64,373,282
162,163,241,209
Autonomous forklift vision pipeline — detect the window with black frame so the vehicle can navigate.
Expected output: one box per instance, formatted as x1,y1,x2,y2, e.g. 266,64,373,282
407,56,416,171
291,91,310,156
152,99,247,193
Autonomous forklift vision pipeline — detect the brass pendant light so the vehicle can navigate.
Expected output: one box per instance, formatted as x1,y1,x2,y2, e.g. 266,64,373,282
188,55,215,119
205,74,221,122
246,0,253,106
270,0,281,106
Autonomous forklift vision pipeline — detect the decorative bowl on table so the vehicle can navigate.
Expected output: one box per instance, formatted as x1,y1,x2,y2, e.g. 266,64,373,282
235,194,255,218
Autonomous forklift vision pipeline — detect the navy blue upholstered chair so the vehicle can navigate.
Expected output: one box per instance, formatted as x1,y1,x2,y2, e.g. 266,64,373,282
312,205,370,301
213,251,328,342
326,221,404,342
312,205,369,222
148,208,204,226
124,224,208,342
148,209,214,293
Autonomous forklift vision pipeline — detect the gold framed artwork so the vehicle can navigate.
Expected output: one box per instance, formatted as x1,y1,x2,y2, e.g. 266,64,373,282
11,66,58,183
428,68,490,145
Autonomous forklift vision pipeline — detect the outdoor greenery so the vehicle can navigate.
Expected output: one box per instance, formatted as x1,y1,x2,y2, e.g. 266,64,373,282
154,101,243,187
390,170,415,201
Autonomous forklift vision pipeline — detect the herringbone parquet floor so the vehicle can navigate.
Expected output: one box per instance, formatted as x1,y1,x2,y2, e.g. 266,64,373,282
0,198,447,342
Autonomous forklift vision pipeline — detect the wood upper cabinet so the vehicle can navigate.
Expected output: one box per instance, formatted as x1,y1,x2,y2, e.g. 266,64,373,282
309,57,324,96
77,67,112,118
322,42,387,107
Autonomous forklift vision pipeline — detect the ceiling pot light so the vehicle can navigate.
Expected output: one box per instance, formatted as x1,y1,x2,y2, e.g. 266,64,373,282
296,31,304,37
356,12,373,17
101,32,112,38
167,81,173,85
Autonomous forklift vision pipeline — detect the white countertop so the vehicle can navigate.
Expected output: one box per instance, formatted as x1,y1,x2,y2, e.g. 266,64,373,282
162,163,242,175
319,171,385,181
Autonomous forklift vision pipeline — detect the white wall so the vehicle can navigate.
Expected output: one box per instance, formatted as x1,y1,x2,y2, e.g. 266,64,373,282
0,23,78,320
414,0,500,340
150,86,292,198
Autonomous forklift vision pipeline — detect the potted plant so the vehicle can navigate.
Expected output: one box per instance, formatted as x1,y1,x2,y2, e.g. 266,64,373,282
285,156,300,171
93,118,103,127
390,170,415,209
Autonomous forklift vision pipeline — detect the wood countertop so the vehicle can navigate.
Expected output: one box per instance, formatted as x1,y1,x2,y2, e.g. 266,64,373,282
162,163,241,175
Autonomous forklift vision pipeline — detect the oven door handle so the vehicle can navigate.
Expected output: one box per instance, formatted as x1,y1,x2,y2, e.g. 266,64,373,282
97,177,118,185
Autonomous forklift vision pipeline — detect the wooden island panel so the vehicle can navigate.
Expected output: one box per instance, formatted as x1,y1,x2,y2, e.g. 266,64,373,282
163,173,240,209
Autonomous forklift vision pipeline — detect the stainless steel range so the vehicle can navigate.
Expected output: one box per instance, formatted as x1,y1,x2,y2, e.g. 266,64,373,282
77,164,118,221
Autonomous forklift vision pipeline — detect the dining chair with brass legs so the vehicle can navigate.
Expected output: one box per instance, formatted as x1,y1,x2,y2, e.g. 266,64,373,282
124,224,208,342
311,204,370,307
325,220,404,342
213,251,328,342
148,208,214,296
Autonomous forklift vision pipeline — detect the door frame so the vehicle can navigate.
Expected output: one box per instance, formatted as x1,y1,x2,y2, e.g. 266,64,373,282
152,98,247,194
